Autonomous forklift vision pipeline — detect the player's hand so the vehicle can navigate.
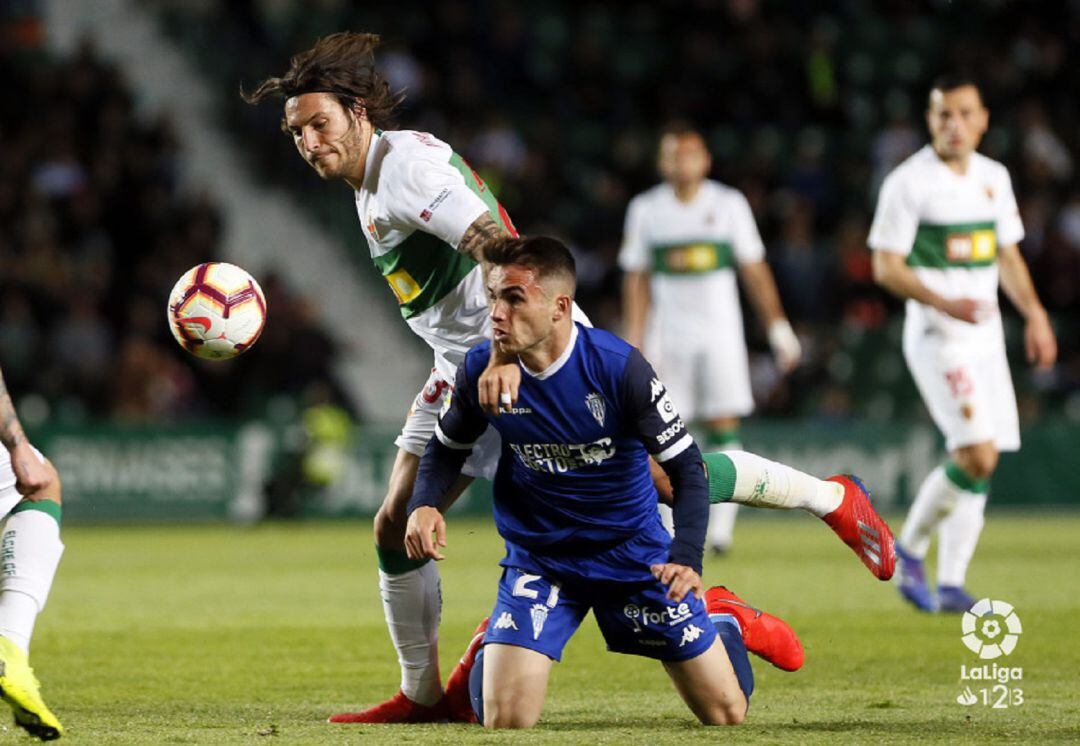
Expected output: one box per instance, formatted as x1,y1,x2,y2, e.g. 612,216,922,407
478,362,521,416
937,297,985,324
404,506,447,561
650,563,704,602
10,441,50,497
767,319,801,374
1025,309,1057,370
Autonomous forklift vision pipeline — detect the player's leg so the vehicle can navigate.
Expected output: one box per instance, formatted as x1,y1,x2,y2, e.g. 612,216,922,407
468,568,585,728
935,441,996,612
700,325,754,556
703,416,742,555
701,450,894,579
897,341,1002,611
664,635,748,725
330,372,474,723
477,644,553,728
0,452,65,740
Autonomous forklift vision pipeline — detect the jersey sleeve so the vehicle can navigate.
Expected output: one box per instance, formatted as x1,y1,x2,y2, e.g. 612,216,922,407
619,348,694,463
434,357,490,451
730,191,766,265
617,196,650,272
867,170,918,255
383,152,490,250
994,166,1025,246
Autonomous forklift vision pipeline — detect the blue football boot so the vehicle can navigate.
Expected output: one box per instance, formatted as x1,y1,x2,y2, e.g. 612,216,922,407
895,543,937,612
938,585,976,613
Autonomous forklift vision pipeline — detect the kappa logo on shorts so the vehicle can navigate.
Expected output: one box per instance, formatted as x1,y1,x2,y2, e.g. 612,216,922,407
493,612,518,631
678,624,704,648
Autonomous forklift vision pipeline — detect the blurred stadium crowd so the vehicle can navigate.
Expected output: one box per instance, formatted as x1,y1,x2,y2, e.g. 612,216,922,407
2,0,1078,427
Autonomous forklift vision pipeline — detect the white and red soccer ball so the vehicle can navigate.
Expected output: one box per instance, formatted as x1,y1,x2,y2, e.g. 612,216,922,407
167,262,267,360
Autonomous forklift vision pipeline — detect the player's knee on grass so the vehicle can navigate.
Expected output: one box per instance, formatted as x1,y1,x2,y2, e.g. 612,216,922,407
483,697,542,729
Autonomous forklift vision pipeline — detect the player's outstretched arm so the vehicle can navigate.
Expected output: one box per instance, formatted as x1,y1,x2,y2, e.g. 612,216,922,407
998,243,1057,370
0,367,50,496
620,270,650,350
459,213,508,263
872,249,983,323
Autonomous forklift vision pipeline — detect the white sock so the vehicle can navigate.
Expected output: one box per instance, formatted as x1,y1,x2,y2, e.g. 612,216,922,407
899,466,964,559
937,492,987,587
378,561,442,706
0,509,64,654
712,450,843,517
708,502,739,548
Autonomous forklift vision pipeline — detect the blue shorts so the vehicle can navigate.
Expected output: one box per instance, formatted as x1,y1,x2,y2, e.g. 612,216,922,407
483,567,717,663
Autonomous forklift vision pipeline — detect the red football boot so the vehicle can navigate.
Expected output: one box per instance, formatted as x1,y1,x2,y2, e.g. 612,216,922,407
822,475,896,581
443,618,489,723
705,585,805,672
328,690,449,724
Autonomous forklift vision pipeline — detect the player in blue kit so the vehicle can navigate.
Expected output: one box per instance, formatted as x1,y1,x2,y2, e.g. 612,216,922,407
404,236,803,727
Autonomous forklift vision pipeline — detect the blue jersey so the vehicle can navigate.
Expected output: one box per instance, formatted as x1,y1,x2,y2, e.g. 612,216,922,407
428,323,706,584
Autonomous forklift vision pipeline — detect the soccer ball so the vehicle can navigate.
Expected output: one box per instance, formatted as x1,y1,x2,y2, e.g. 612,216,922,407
167,262,267,360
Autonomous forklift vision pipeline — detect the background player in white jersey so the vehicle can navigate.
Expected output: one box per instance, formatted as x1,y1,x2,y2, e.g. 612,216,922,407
620,123,802,554
0,366,65,741
870,75,1057,613
244,32,519,723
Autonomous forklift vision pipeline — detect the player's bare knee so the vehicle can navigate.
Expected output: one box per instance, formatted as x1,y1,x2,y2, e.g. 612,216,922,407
373,503,405,548
698,700,746,726
954,447,998,481
31,460,62,506
483,705,539,729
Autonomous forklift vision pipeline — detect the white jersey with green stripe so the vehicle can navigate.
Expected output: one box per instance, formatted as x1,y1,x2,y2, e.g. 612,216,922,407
354,130,516,381
869,145,1023,340
618,180,764,335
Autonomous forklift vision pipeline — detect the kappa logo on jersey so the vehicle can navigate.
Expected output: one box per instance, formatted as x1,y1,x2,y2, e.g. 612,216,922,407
585,392,606,426
493,612,518,631
679,624,704,648
655,392,678,423
649,377,665,402
623,602,693,633
508,438,616,474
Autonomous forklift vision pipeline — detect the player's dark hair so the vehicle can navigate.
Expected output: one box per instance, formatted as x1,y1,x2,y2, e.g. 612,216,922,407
484,236,577,295
241,31,405,130
929,73,984,105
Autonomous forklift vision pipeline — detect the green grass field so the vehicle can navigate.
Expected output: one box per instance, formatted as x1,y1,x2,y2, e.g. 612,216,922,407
18,511,1080,744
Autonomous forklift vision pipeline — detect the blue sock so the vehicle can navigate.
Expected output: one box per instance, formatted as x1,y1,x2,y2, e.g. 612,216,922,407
711,613,754,701
469,646,486,724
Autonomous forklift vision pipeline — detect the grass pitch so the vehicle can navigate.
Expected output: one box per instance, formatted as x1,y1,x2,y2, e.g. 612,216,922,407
17,511,1080,744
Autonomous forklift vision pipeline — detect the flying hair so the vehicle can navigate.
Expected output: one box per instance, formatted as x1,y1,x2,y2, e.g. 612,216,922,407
241,31,405,130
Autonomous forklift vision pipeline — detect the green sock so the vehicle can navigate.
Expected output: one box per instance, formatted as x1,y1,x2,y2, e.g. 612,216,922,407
375,545,429,574
703,452,737,504
944,460,990,494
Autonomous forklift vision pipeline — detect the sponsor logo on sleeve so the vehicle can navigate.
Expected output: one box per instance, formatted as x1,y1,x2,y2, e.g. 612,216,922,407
656,392,678,423
419,188,452,223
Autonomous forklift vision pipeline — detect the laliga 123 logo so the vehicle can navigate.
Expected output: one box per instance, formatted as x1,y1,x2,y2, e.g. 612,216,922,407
961,598,1022,659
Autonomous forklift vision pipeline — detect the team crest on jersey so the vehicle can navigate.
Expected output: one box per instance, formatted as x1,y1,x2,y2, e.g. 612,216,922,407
585,393,606,426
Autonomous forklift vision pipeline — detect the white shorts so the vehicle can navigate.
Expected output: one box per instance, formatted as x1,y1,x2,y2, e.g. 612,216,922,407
395,368,501,481
646,327,754,422
0,445,45,518
903,329,1020,453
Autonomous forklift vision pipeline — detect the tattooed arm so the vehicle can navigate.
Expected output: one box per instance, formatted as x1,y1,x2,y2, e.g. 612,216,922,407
457,213,508,263
0,369,52,496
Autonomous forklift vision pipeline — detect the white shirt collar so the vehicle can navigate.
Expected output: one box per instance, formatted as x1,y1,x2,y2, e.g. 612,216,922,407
521,323,579,380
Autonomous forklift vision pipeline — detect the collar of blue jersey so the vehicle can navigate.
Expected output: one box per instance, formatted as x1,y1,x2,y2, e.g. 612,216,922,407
521,322,579,380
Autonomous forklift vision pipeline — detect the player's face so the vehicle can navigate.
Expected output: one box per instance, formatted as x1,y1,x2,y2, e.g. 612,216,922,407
657,133,711,186
284,93,367,181
486,264,559,356
926,86,988,161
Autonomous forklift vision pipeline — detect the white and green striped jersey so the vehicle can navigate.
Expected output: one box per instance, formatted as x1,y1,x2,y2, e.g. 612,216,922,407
869,145,1024,338
618,180,764,335
354,130,516,381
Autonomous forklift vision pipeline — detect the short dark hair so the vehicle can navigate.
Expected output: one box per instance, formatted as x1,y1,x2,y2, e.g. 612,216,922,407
484,236,577,295
241,31,405,130
929,74,984,105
